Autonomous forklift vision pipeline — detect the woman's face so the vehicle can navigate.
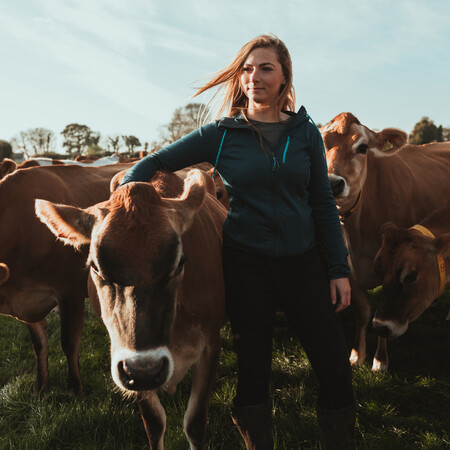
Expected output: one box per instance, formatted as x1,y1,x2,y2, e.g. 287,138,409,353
240,47,285,109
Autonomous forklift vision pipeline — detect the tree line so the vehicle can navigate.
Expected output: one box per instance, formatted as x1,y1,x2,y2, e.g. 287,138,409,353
0,105,448,161
7,125,145,159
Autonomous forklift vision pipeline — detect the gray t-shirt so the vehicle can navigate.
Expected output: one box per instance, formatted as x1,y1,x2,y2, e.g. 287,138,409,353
249,118,291,153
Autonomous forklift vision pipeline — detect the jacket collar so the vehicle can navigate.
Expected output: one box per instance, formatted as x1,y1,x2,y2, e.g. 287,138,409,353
217,106,309,130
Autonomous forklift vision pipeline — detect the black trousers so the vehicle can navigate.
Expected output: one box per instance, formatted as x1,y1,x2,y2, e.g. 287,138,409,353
223,243,354,411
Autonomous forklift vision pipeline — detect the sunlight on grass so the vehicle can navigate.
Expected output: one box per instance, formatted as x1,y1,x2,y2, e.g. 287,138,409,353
415,431,450,449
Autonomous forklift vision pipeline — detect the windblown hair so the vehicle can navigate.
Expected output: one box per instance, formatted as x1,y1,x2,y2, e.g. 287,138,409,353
193,33,296,121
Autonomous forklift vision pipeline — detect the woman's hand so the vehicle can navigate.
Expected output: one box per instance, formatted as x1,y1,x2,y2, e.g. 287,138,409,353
330,277,351,312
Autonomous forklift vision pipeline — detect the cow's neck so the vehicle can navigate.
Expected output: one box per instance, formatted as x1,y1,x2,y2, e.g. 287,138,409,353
342,203,380,289
339,189,363,224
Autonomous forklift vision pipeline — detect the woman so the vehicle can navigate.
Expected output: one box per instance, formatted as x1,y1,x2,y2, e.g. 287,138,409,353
120,34,355,450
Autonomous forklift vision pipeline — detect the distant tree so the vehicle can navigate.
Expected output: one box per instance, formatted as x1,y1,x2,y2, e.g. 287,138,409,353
10,132,31,157
156,103,210,148
107,136,122,153
86,144,105,156
9,128,56,156
121,135,141,154
442,127,450,142
0,140,13,160
28,128,56,154
61,124,100,155
149,140,162,154
409,117,443,145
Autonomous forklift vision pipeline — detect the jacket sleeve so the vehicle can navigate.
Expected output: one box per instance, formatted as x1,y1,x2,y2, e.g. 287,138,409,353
120,123,220,185
307,123,350,279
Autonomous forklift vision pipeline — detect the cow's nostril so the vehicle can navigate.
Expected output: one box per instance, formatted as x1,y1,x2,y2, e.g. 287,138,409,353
118,360,134,387
330,178,345,196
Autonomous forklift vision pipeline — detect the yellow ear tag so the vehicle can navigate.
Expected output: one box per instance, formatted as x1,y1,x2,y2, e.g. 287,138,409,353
382,140,394,152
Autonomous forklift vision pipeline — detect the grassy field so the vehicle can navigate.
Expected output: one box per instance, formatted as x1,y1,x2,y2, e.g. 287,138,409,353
1,289,449,449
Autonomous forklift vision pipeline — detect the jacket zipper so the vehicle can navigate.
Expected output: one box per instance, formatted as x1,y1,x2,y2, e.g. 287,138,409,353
272,134,291,256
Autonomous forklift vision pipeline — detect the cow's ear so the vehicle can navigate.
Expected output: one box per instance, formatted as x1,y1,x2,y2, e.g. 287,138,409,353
201,168,217,198
381,221,409,248
370,128,408,157
110,170,127,192
162,169,206,235
0,158,18,178
35,200,95,249
0,263,9,285
381,221,397,236
434,233,450,257
380,222,399,245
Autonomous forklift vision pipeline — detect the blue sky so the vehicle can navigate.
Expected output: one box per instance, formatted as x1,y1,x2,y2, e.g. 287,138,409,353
1,0,449,150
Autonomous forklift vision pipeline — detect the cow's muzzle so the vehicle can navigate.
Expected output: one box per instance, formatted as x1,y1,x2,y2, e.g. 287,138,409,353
372,317,408,339
328,174,347,197
112,347,174,391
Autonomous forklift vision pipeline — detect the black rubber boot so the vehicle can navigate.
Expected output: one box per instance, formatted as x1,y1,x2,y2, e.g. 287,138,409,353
317,402,356,450
231,401,274,450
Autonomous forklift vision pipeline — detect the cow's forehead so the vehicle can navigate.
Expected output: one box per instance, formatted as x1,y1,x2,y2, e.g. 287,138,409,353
90,207,182,286
381,237,434,269
323,123,370,152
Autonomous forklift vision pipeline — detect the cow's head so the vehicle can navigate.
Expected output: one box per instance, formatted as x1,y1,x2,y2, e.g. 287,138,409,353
321,113,408,214
372,222,450,339
36,169,206,392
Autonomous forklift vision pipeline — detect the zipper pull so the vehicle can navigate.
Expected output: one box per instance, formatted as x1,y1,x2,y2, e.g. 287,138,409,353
272,156,277,172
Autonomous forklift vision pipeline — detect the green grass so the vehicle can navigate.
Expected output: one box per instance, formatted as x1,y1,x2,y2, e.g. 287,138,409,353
1,290,449,449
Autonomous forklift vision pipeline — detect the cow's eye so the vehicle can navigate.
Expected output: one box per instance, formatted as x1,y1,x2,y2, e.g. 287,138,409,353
356,144,369,154
174,255,187,276
90,261,100,274
90,262,108,281
403,271,418,284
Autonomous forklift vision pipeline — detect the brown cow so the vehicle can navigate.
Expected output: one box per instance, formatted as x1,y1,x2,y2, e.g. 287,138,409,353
36,169,227,449
19,157,65,168
0,163,132,392
321,112,450,371
372,206,450,340
0,155,124,181
0,158,64,180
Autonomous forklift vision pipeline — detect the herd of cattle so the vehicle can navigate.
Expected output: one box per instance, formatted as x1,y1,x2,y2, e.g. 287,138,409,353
1,113,449,448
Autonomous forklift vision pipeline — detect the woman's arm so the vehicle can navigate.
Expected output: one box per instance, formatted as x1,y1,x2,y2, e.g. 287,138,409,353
307,123,350,280
120,123,221,185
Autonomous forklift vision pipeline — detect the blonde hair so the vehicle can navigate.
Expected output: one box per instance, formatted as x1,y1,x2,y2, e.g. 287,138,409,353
193,33,296,121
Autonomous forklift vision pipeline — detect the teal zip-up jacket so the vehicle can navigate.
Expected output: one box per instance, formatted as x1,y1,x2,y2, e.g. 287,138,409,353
121,106,350,280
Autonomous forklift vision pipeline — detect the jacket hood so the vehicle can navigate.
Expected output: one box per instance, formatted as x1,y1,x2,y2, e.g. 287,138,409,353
217,106,309,130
